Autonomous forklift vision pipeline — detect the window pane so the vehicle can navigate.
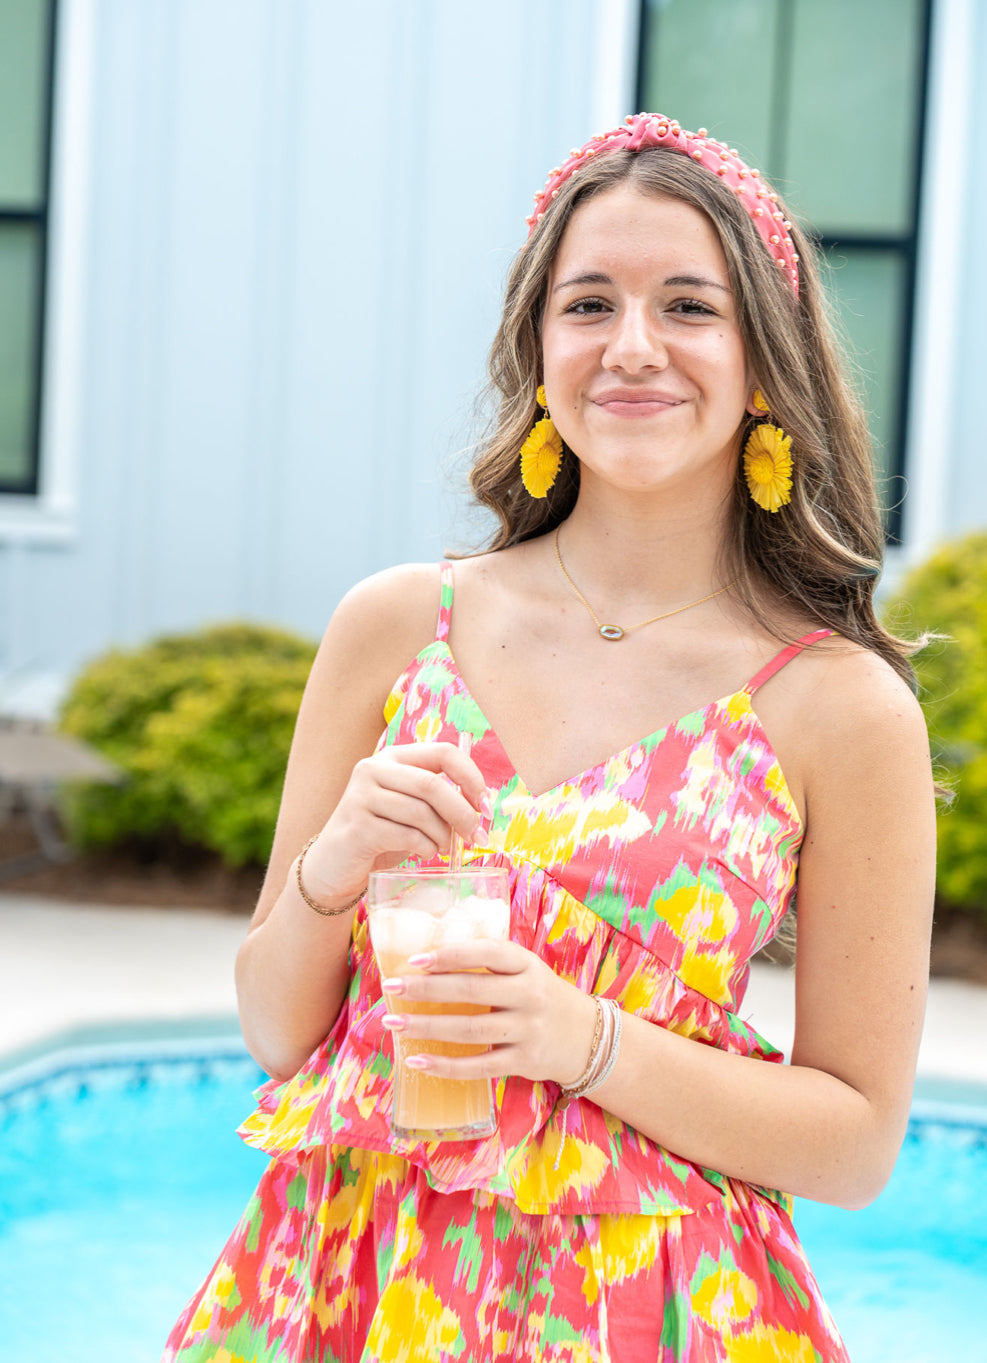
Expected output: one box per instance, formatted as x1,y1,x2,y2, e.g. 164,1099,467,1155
0,0,51,208
639,0,780,171
0,224,42,490
822,248,908,492
781,0,925,235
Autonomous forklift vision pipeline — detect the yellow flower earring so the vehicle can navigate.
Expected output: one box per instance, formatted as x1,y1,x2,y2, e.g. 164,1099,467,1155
743,389,793,513
520,385,563,498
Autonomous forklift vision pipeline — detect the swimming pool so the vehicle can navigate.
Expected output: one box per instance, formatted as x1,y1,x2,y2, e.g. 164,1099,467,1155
796,1094,987,1362
1,1037,984,1363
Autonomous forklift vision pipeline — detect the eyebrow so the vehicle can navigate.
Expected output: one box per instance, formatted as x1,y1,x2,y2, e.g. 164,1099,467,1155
551,272,612,293
552,271,731,295
665,273,731,294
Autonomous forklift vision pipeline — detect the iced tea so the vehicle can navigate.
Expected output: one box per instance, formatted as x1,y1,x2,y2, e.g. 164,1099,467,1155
367,868,510,1139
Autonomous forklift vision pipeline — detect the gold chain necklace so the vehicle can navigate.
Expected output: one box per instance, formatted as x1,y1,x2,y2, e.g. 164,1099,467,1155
554,527,735,642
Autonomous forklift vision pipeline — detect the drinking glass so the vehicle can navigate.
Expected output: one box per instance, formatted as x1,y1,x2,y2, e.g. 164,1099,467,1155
367,866,510,1140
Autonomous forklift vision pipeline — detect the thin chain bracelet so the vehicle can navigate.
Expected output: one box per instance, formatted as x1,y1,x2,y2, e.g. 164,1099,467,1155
295,835,364,918
553,995,619,1171
558,995,604,1106
581,1000,622,1096
577,998,616,1097
560,997,622,1103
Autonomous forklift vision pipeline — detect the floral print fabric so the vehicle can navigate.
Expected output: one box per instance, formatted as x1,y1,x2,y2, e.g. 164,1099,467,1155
163,564,849,1361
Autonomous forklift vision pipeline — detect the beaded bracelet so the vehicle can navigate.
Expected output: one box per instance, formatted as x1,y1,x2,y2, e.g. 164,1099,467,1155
295,835,363,918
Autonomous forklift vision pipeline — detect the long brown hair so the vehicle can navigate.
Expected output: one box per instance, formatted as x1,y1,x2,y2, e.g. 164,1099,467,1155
468,148,918,687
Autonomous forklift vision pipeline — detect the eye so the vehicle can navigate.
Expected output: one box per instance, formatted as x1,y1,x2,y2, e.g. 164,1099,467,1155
671,298,717,318
562,296,610,316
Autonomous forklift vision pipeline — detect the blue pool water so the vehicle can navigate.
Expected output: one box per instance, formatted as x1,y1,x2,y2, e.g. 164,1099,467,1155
795,1104,987,1362
1,1041,985,1363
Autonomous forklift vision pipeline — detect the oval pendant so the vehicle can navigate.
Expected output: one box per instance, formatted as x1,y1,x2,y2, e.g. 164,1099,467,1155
599,624,625,641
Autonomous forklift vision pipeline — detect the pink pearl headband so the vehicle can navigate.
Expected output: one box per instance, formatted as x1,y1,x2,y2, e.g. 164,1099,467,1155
527,112,800,296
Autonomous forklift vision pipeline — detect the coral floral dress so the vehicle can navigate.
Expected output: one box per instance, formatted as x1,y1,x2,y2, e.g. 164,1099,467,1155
163,564,850,1363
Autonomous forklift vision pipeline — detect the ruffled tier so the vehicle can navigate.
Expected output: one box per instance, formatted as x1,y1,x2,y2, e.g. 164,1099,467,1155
238,853,788,1216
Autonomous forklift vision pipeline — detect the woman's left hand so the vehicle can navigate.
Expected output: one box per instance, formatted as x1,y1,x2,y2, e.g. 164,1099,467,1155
379,940,598,1087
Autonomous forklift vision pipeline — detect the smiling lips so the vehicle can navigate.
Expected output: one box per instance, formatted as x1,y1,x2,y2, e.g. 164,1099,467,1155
592,388,685,417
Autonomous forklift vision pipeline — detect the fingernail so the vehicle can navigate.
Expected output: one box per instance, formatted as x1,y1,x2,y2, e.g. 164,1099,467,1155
469,819,484,844
381,977,406,995
382,1014,407,1031
405,1055,429,1070
407,953,434,969
480,791,494,820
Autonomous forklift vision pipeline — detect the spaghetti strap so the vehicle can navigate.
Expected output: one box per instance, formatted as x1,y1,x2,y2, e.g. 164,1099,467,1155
745,628,836,694
435,561,455,642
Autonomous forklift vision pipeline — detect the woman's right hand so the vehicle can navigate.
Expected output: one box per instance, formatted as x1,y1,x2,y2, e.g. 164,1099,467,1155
236,565,482,1078
298,742,491,907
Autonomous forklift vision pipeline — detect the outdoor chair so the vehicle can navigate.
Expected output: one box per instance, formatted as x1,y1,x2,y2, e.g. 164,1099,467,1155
0,720,123,882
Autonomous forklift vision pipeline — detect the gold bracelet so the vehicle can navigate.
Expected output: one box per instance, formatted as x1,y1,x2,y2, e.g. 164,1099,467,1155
581,1000,622,1097
559,995,604,1103
295,835,363,917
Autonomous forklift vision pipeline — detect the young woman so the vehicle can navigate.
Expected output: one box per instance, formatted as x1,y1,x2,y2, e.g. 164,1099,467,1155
163,114,936,1362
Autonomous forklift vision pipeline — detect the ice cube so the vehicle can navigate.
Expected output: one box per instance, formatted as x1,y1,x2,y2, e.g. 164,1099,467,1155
369,907,436,960
475,896,511,940
394,881,455,918
435,912,476,946
455,895,511,941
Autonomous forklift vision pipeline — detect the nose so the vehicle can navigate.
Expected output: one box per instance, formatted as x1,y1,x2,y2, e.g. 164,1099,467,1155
602,301,669,374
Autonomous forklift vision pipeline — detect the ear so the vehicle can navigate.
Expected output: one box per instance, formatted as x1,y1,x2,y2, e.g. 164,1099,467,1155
746,387,769,418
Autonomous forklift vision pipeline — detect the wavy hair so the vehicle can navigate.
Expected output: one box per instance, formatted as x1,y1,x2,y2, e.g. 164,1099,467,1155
467,148,919,687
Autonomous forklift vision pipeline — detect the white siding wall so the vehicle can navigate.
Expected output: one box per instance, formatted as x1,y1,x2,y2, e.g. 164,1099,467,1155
0,0,632,685
4,0,982,691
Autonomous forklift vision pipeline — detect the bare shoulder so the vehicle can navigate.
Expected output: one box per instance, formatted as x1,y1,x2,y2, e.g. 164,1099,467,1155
293,562,445,734
783,639,933,830
793,637,928,751
268,562,442,836
248,563,444,927
751,628,930,813
328,560,442,633
321,562,442,674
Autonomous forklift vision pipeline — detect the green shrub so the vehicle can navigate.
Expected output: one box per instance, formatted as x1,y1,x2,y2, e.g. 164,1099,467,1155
59,623,317,867
886,531,987,918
